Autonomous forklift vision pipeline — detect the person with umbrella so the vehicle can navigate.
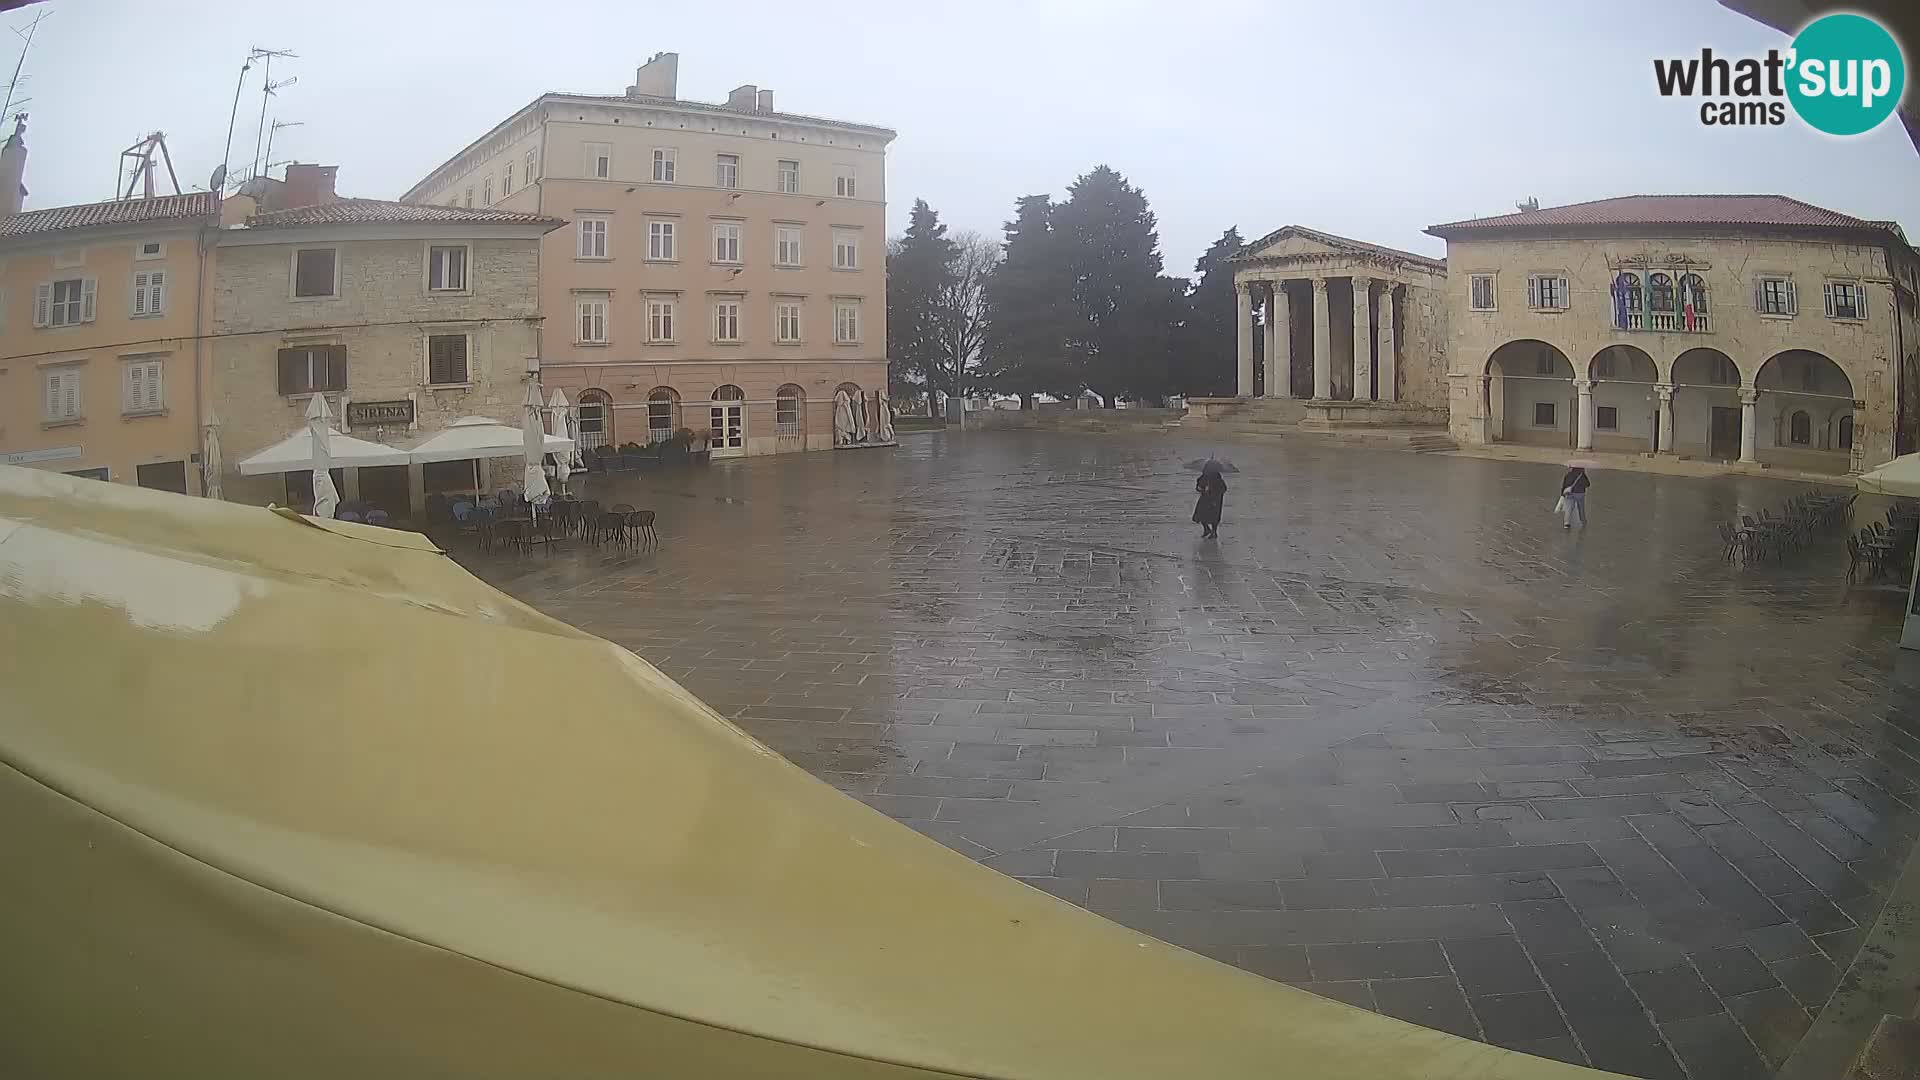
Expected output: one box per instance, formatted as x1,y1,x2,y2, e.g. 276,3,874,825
1560,459,1594,530
1188,457,1233,539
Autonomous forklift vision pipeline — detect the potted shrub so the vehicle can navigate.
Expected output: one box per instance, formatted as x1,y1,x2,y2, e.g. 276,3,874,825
677,427,711,464
615,441,644,470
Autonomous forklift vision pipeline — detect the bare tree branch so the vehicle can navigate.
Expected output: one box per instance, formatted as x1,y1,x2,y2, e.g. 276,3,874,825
935,228,1000,399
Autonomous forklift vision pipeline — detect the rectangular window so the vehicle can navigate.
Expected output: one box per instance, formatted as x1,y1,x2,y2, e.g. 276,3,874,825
1711,357,1739,386
503,162,514,195
652,148,676,183
525,147,537,182
1594,353,1615,378
776,225,803,267
464,189,473,208
712,222,742,263
647,299,676,343
1533,402,1556,427
1469,274,1496,311
43,366,81,421
131,269,166,316
577,218,608,259
293,249,337,298
123,358,164,414
426,334,470,385
428,245,468,291
648,220,676,261
136,240,164,260
834,164,857,198
833,230,859,270
482,178,494,206
1824,280,1865,320
647,399,673,442
713,300,741,342
276,345,348,395
576,298,608,343
777,159,799,194
1595,406,1618,431
834,301,860,343
1527,274,1569,310
585,142,612,179
1535,354,1556,376
777,395,800,434
1757,276,1797,316
776,301,802,343
715,153,739,189
36,277,96,327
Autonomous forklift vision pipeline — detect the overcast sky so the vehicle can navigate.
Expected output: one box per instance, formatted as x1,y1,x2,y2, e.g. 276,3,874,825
11,1,1919,273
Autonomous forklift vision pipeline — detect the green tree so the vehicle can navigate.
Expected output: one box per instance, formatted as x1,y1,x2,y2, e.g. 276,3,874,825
886,199,956,411
1053,166,1176,405
1173,227,1244,397
982,194,1076,407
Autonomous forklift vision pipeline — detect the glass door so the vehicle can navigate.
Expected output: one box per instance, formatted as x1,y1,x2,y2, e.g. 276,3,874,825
709,403,745,457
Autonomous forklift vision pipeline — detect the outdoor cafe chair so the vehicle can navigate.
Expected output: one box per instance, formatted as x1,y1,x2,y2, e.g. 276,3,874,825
625,510,657,547
596,511,630,548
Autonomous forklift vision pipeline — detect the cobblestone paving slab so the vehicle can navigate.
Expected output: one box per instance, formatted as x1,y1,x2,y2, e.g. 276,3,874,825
467,430,1920,1079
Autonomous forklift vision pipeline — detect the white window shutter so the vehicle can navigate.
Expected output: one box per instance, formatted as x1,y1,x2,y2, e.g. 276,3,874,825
81,278,97,322
1785,280,1797,315
1556,276,1570,309
1859,284,1868,321
125,363,141,410
151,271,165,312
1526,277,1539,308
145,362,162,410
65,373,78,417
34,283,49,327
46,373,60,418
1823,282,1836,317
1753,278,1763,312
133,272,149,315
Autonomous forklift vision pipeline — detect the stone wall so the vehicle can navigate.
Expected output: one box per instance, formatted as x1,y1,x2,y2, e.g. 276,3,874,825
963,407,1179,431
211,234,542,504
1398,281,1450,411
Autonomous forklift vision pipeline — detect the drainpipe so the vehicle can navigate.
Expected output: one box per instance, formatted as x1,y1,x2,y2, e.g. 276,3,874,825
193,220,210,495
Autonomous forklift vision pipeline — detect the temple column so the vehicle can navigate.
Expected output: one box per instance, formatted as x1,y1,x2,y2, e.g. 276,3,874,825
1352,276,1374,401
1236,283,1254,397
1311,278,1332,400
1266,283,1290,398
1575,379,1595,451
1376,285,1397,403
1655,383,1674,454
1739,388,1759,463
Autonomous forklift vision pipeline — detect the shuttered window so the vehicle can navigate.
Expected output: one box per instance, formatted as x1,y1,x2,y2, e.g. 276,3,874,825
427,334,469,385
1756,276,1797,316
123,359,164,414
132,270,166,316
1824,280,1865,320
277,345,348,395
36,277,95,327
43,367,81,421
1468,274,1495,311
1526,274,1569,310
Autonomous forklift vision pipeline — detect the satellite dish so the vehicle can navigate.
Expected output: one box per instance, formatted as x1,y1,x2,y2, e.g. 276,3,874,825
209,164,227,191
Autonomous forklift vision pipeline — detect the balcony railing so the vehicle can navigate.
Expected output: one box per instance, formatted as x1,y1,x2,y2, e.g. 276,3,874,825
1615,311,1710,333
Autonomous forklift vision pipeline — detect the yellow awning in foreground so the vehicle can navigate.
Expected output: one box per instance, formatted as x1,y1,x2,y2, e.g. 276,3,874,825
0,465,1613,1079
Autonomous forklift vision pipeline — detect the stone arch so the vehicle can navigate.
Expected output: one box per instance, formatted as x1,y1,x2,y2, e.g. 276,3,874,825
1669,348,1744,461
1755,350,1855,469
576,387,613,450
645,386,679,443
1483,340,1575,447
1585,345,1660,452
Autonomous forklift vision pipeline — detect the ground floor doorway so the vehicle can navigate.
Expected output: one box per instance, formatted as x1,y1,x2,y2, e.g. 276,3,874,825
136,460,188,494
1709,407,1743,460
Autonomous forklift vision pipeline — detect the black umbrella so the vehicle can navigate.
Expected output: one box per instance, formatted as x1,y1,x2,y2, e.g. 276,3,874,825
1183,456,1240,474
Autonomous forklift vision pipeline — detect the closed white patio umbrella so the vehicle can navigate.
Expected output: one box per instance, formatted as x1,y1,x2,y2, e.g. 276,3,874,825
548,389,576,490
201,408,224,501
308,395,340,520
522,383,552,512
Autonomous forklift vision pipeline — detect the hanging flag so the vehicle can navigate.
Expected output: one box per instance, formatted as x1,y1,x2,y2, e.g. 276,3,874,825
1682,277,1696,332
1611,273,1628,330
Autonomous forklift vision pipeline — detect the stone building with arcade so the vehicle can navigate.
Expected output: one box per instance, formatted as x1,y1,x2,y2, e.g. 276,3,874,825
1426,195,1920,474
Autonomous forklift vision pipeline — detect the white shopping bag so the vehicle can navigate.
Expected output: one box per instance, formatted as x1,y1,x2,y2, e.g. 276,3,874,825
1553,495,1567,515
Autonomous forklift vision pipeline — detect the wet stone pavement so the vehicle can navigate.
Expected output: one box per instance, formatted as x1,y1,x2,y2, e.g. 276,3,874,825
464,430,1920,1080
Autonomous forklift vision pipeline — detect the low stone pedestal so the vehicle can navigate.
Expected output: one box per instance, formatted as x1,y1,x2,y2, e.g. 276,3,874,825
1184,397,1249,422
1299,399,1447,431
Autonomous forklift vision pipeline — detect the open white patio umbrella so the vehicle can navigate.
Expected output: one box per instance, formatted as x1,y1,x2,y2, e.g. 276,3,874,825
237,427,411,475
307,395,340,520
410,415,572,499
548,388,576,490
522,382,552,512
201,408,224,501
1856,453,1920,652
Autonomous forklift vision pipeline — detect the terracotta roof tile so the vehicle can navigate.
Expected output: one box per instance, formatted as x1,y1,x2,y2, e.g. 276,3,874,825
246,198,563,229
1,192,217,239
1427,194,1897,237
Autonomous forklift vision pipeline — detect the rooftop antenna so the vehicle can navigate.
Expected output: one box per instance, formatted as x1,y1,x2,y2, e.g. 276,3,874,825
2,7,50,118
262,118,302,177
249,56,296,182
117,131,181,200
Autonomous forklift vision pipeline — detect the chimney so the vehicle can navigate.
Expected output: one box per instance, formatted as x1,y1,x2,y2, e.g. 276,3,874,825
755,89,774,113
0,114,27,216
726,84,758,111
627,51,679,99
283,163,339,208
